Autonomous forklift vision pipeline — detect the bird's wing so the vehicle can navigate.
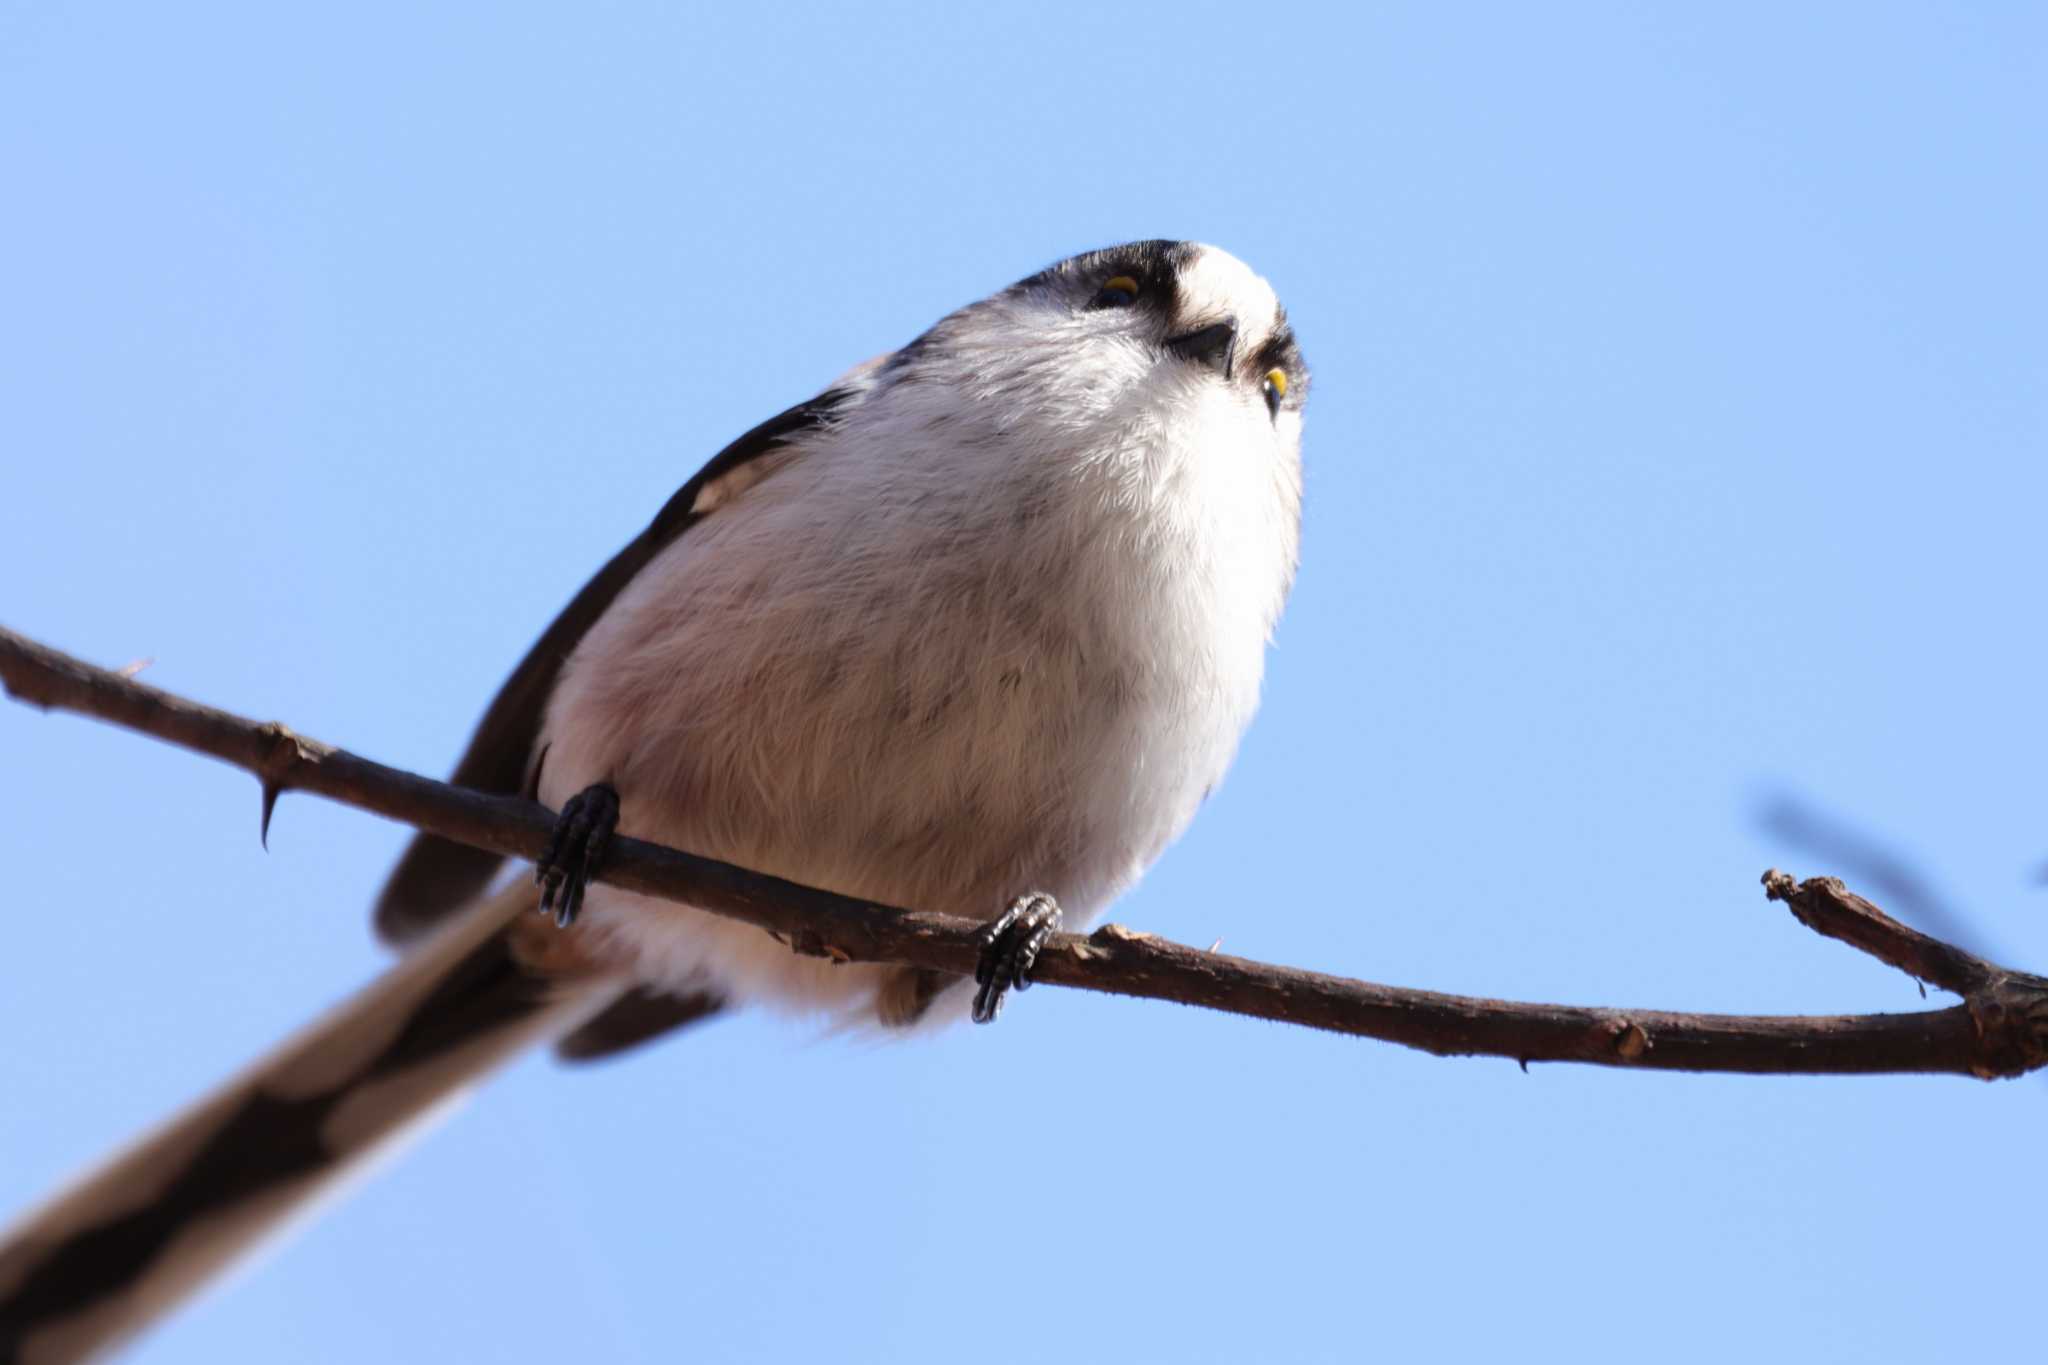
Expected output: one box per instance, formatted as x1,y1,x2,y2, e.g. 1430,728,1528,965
373,384,859,948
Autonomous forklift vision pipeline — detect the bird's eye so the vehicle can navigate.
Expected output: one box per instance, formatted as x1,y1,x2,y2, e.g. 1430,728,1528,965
1091,275,1140,308
1261,368,1288,417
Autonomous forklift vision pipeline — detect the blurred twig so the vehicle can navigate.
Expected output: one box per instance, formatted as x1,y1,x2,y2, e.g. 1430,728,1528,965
1758,791,1983,955
1759,790,2048,1089
5,622,2047,1081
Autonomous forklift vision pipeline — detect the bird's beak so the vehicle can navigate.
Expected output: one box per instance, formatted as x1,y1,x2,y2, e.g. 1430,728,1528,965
1165,319,1238,376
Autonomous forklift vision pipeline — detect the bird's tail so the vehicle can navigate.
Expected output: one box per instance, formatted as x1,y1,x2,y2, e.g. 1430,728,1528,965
0,883,618,1363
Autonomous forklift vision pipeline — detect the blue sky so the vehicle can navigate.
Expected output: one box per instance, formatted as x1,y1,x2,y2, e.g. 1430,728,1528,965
3,4,2044,1361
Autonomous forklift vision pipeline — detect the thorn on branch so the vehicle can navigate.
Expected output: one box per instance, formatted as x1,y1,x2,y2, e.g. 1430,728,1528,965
255,721,312,851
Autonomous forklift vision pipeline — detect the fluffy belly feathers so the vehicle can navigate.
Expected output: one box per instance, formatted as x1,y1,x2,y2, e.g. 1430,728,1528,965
536,423,1275,1019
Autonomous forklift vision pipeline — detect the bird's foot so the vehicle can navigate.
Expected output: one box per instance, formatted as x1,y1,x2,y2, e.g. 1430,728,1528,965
536,783,619,928
972,892,1062,1024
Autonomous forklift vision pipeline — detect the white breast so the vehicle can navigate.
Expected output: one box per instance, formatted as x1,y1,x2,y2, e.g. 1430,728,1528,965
536,368,1300,1022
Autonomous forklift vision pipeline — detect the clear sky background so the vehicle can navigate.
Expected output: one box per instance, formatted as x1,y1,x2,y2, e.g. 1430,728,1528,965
3,5,2044,1361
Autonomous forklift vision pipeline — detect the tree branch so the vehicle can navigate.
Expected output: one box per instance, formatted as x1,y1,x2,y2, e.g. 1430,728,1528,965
4,623,2044,1080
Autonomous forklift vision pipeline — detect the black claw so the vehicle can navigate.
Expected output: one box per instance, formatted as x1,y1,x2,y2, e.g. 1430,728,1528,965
1011,932,1044,993
259,781,283,850
556,872,585,930
972,893,1061,1024
533,783,619,929
583,811,615,879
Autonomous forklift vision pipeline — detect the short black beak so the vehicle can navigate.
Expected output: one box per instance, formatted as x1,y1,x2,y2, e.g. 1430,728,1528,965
1165,319,1238,376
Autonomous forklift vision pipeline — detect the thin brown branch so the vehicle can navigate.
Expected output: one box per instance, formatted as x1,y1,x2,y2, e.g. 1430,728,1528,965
4,623,2045,1080
1760,870,1993,997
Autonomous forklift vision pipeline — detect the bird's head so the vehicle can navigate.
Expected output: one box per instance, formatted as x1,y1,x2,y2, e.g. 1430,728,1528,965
874,240,1308,477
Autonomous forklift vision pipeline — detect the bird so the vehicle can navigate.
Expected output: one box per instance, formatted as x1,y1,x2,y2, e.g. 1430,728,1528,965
0,239,1309,1361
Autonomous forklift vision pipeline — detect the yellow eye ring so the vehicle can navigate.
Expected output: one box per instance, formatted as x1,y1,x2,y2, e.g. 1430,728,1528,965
1261,368,1288,418
1091,275,1140,308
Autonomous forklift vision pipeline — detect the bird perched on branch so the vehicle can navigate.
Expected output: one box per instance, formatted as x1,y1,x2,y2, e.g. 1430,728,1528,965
0,240,1309,1360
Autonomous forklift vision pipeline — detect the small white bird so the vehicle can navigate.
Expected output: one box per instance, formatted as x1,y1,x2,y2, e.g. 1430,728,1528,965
0,240,1308,1360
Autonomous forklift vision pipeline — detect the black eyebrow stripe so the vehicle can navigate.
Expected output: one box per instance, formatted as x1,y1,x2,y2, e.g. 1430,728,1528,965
1250,326,1302,374
1008,240,1199,296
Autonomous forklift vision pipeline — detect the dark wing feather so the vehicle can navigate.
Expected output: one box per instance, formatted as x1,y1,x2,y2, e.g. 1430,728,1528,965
554,986,725,1062
373,385,856,946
